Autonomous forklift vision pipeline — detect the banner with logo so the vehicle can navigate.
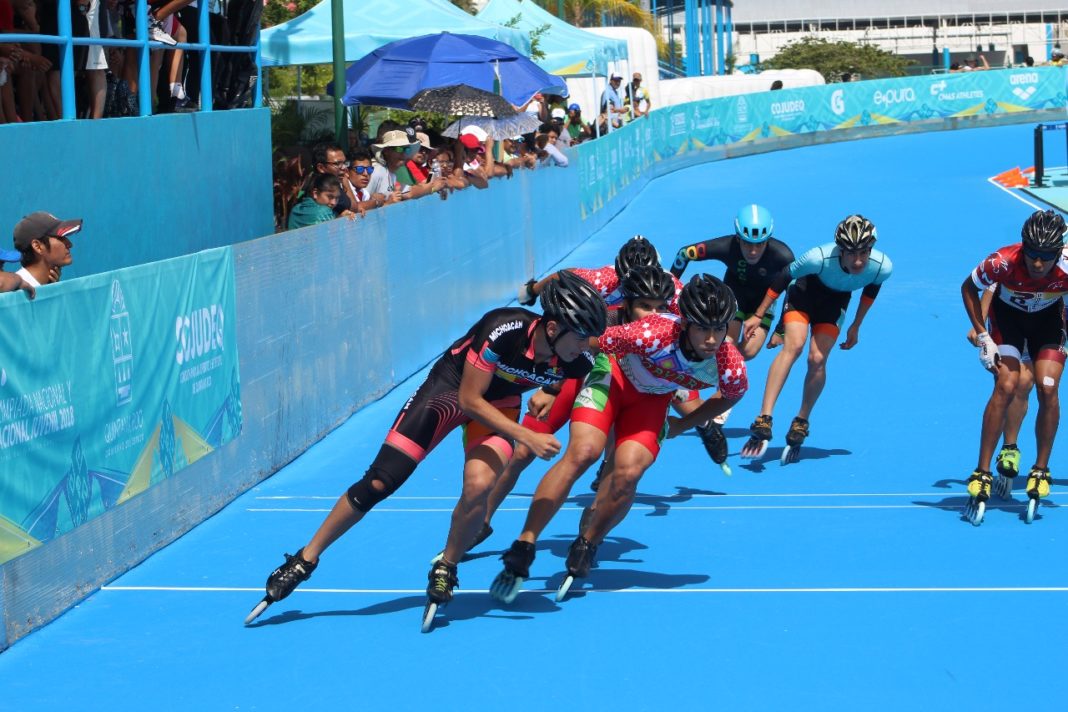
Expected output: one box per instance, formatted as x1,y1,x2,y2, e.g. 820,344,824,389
580,66,1067,219
0,247,241,564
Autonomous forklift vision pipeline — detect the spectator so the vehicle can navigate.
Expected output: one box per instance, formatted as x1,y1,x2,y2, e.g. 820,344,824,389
1025,56,1035,67
0,249,34,299
287,173,343,230
499,135,536,170
565,103,591,144
347,149,385,212
368,130,446,203
456,132,491,189
309,142,355,215
535,125,568,168
12,212,82,288
770,80,784,90
625,72,651,119
549,107,569,145
600,74,627,128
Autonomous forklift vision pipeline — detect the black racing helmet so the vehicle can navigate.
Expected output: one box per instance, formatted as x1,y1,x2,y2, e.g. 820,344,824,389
833,214,877,251
1021,209,1067,252
614,235,660,279
541,270,608,337
620,265,676,302
678,274,737,329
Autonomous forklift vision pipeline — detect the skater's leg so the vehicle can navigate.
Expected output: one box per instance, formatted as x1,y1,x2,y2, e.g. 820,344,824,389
518,423,607,544
304,443,417,562
1002,360,1034,446
796,327,837,420
1031,351,1064,469
583,440,656,545
442,441,509,564
484,441,534,526
977,359,1021,472
758,319,808,416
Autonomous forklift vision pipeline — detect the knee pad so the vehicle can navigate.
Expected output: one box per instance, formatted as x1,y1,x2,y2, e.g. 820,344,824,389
346,445,416,512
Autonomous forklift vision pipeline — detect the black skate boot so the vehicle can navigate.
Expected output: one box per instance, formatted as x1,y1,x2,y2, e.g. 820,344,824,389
556,536,598,602
781,417,809,465
741,414,772,459
696,420,731,474
489,540,537,604
244,548,318,624
422,560,459,633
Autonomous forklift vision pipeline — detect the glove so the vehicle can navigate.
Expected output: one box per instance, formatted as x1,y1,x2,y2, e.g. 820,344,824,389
976,332,1001,371
517,279,538,306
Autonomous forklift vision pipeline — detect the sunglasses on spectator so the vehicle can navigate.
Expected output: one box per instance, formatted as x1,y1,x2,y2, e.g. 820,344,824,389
1023,246,1060,261
350,165,374,175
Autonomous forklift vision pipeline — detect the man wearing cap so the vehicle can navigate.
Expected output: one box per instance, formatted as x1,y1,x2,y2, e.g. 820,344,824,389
368,130,446,204
11,211,81,289
0,250,34,299
600,74,627,129
625,72,651,120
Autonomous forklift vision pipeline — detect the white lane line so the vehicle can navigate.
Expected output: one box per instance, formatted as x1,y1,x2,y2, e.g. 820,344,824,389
246,504,1029,513
100,585,1068,594
253,492,1064,500
987,176,1044,210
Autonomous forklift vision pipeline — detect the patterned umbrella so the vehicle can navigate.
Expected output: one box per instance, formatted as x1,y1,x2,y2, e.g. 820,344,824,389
409,84,517,118
441,113,544,140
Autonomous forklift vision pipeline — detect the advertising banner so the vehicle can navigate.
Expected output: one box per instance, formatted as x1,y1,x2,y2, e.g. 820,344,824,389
0,247,242,563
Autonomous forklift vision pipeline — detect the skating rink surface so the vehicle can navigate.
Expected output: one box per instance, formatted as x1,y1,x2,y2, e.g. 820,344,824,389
2,123,1067,711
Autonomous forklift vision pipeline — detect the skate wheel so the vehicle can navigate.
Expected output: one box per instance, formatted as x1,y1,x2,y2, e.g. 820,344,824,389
780,445,799,466
742,439,768,460
970,500,986,526
490,572,524,604
421,601,438,633
1026,497,1038,524
244,599,269,625
993,475,1012,500
429,550,444,565
556,575,575,602
719,461,732,477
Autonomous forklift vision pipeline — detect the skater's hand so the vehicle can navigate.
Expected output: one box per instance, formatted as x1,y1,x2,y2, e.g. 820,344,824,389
966,327,979,346
976,331,1000,372
742,315,763,342
522,432,562,460
526,389,556,420
839,324,860,350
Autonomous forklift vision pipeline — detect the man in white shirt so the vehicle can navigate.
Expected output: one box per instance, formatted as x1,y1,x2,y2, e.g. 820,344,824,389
11,212,82,288
600,75,627,129
367,130,445,205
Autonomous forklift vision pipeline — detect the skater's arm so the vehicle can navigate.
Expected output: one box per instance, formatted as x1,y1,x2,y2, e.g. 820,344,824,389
458,363,561,459
840,296,875,350
667,394,740,437
961,275,988,335
967,287,996,345
669,236,732,278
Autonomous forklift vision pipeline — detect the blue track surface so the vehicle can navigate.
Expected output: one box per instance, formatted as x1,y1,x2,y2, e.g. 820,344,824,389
3,124,1067,711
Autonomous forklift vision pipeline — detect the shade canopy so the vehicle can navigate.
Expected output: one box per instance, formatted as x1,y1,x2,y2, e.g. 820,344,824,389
259,0,529,67
477,0,628,77
335,32,568,108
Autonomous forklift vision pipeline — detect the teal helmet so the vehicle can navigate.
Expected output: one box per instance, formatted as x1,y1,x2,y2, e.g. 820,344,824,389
734,204,774,244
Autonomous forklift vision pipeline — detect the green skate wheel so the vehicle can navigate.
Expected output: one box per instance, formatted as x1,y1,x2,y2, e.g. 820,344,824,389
1025,497,1038,524
556,574,575,602
421,601,438,633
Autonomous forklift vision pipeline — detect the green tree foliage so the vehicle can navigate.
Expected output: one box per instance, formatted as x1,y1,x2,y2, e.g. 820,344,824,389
761,36,914,82
502,14,552,61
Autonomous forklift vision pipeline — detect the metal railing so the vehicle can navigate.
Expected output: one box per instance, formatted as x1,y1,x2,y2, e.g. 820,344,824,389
0,0,260,119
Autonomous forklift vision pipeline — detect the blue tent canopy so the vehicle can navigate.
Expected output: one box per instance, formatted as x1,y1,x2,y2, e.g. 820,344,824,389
260,0,530,68
477,0,627,77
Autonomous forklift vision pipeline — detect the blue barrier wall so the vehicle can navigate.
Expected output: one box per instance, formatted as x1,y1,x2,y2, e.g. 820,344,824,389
2,68,1064,650
0,110,274,278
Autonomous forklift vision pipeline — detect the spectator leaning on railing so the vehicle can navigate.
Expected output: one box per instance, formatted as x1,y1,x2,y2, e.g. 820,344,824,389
12,211,82,288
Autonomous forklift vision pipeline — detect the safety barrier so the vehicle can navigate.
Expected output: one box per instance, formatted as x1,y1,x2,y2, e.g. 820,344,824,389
1,67,1063,651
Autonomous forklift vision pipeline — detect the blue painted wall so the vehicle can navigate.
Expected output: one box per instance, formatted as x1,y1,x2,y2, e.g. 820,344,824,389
0,110,274,278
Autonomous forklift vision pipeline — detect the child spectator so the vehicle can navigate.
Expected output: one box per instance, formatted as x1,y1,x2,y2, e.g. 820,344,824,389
287,173,342,230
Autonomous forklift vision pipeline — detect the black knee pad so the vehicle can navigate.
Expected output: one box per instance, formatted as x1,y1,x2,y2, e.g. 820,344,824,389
346,445,416,513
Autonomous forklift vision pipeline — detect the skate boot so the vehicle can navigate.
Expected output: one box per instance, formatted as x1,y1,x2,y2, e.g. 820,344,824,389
993,444,1020,499
741,415,772,459
422,560,459,633
781,417,809,465
964,469,993,526
244,548,318,624
1024,466,1052,524
556,536,598,601
590,458,609,492
696,421,731,475
430,521,494,564
489,540,536,604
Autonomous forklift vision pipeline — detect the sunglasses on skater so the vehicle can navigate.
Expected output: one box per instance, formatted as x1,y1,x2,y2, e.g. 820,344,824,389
1023,245,1059,262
